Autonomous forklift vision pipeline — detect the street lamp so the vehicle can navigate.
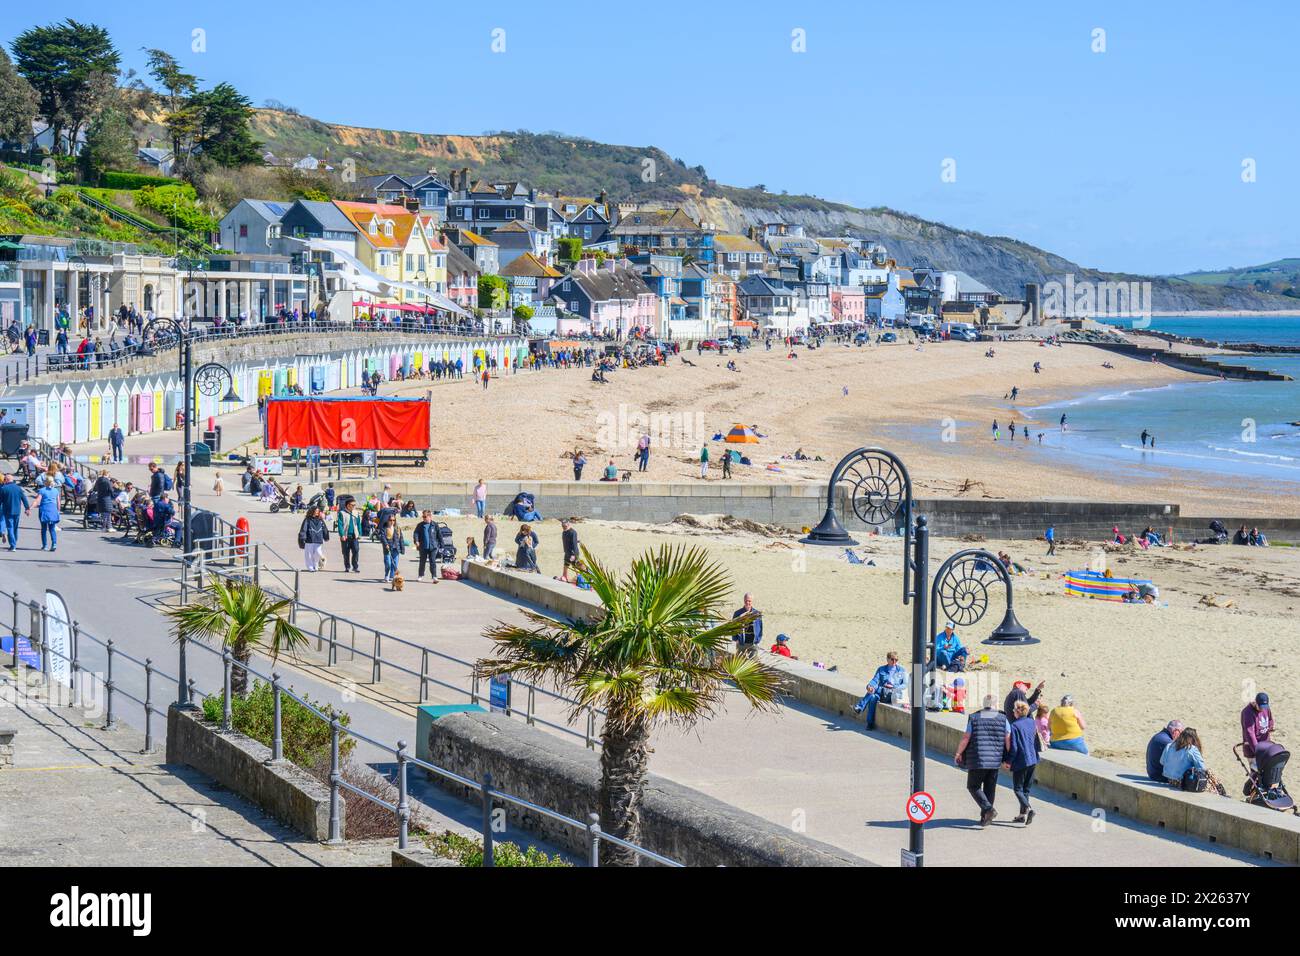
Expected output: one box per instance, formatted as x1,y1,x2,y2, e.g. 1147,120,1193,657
803,449,1039,868
802,447,927,866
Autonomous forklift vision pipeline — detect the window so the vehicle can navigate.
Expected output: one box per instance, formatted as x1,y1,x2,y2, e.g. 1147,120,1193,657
406,254,414,272
239,225,248,238
462,207,471,219
418,255,426,273
727,252,739,263
583,226,591,239
570,300,579,311
383,222,393,237
506,208,518,219
585,208,594,220
479,208,490,219
369,220,378,236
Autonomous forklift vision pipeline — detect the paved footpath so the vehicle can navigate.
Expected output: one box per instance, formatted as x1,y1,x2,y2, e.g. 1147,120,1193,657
0,671,392,866
2,403,1270,867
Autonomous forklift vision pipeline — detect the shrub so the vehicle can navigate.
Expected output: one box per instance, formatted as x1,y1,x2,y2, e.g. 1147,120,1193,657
100,171,183,190
423,830,571,867
137,183,220,234
200,679,354,767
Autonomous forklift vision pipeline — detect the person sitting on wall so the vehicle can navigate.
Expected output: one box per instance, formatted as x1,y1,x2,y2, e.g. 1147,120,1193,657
934,622,968,672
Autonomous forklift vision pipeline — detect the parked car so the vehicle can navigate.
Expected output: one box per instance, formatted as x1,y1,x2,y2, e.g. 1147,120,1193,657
879,331,898,343
699,339,722,350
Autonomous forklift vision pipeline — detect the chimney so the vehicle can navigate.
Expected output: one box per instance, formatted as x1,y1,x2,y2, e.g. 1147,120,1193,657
461,167,470,192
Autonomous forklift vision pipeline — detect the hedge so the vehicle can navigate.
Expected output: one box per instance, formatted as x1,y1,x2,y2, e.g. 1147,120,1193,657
100,171,183,190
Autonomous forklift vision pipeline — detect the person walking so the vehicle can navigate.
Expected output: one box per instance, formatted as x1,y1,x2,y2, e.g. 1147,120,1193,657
298,505,329,572
473,479,487,519
1006,699,1041,824
1045,524,1056,556
955,694,1012,827
559,519,580,583
699,443,709,479
0,474,31,550
413,510,440,582
36,477,61,551
1048,694,1089,754
637,433,651,472
108,423,125,463
92,469,115,529
482,513,497,560
572,450,586,481
377,514,405,584
721,449,732,479
335,498,361,573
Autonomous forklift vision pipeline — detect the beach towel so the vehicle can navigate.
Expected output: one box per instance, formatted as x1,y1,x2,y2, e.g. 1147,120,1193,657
1063,570,1154,601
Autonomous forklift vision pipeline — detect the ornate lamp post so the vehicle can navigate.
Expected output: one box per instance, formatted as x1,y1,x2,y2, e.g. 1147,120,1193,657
142,318,239,709
803,447,1036,868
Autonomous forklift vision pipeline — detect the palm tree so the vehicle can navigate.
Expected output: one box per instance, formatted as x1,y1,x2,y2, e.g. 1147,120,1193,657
477,544,784,865
164,579,308,697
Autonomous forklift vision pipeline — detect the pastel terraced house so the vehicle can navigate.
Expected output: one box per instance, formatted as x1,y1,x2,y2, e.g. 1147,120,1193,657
333,201,442,306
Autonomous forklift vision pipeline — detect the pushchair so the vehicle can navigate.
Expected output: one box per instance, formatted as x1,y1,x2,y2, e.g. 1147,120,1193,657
1205,520,1229,544
505,491,542,521
1234,742,1296,813
264,478,292,512
433,522,457,563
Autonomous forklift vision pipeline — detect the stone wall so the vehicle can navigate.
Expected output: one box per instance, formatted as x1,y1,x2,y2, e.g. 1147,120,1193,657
465,562,1300,863
335,479,1299,543
166,705,338,840
424,709,870,867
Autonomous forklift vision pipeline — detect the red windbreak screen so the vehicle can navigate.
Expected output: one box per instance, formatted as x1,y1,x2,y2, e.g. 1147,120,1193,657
264,399,430,451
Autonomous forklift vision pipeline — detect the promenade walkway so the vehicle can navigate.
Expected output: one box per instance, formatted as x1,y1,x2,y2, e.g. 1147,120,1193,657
0,671,391,866
6,406,1270,867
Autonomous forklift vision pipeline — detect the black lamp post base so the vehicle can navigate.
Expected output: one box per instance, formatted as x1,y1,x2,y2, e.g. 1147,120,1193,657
800,507,859,547
983,608,1038,645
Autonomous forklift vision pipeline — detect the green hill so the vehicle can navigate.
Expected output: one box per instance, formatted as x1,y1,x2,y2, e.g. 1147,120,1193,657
1172,259,1300,297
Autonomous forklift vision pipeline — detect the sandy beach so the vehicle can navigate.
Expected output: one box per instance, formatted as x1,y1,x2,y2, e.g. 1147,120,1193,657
364,339,1298,517
431,511,1296,779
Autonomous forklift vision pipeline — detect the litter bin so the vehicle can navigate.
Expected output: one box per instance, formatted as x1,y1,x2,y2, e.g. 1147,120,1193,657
190,441,212,468
1,423,30,457
203,427,221,453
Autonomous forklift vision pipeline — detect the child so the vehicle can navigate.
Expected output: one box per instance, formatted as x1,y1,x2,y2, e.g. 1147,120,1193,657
466,536,480,559
212,472,225,496
1035,700,1051,746
290,485,305,513
325,483,336,510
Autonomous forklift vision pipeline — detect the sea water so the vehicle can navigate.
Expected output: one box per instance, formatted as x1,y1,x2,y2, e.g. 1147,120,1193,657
1031,316,1300,484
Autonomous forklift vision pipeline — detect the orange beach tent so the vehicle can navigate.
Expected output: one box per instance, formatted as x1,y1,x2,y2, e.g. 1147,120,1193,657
725,424,760,443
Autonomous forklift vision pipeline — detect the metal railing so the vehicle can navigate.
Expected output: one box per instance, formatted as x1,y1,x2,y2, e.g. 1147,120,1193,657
181,535,605,750
4,585,676,867
23,318,519,379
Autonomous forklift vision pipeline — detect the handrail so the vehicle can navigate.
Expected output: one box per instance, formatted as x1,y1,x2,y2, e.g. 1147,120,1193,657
181,542,605,750
35,318,522,377
4,586,676,867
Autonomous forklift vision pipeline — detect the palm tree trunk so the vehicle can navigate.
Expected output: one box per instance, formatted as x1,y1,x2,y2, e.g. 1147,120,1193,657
597,711,651,866
231,642,250,697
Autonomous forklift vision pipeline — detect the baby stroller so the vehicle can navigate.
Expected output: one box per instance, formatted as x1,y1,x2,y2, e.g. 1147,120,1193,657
1206,520,1229,544
264,478,292,513
1234,741,1296,813
433,522,457,563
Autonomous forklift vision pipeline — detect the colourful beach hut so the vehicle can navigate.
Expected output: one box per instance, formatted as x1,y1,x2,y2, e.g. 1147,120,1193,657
1063,570,1154,602
89,384,103,441
114,384,129,435
152,380,165,432
73,385,90,444
58,386,74,444
725,424,760,444
33,391,48,443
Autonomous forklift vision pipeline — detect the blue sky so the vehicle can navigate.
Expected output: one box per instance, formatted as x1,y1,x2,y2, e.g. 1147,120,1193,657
8,0,1298,275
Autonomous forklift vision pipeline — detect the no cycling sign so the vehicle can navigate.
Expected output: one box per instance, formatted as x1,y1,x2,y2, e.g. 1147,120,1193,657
906,791,935,825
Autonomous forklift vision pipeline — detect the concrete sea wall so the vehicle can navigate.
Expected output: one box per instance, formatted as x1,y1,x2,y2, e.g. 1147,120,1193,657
463,563,1300,863
332,478,1300,543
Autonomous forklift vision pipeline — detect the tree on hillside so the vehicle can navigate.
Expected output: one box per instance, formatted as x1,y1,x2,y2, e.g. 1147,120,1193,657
476,545,783,865
143,48,199,161
0,49,38,146
478,273,509,310
11,19,120,154
80,107,136,183
191,82,262,168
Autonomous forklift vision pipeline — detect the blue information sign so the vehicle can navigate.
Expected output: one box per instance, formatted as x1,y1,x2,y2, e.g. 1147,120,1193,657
489,675,511,714
1,635,41,669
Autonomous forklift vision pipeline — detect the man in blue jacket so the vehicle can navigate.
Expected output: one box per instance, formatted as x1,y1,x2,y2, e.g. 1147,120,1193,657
0,474,32,550
853,650,908,730
1145,719,1184,781
108,423,125,463
934,622,968,671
